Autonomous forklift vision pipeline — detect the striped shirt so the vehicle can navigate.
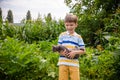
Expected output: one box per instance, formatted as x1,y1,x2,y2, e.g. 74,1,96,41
57,31,85,67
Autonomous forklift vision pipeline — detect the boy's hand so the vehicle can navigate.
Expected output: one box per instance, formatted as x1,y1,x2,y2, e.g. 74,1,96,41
66,51,76,59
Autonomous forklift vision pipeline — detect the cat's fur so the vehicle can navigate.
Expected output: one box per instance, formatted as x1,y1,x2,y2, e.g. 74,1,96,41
52,45,84,59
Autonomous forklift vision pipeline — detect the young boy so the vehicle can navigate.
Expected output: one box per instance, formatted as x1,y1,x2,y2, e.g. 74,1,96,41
57,13,85,80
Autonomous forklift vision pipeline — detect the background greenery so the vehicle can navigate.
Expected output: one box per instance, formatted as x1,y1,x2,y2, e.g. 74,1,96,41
0,0,120,80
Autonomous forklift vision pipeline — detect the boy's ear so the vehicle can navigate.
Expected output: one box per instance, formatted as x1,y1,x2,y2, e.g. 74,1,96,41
75,23,78,27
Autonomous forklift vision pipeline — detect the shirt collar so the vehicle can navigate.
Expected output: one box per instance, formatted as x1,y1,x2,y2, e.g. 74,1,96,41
66,31,77,36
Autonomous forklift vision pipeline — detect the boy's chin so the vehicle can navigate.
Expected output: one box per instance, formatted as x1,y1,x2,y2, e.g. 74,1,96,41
67,29,72,31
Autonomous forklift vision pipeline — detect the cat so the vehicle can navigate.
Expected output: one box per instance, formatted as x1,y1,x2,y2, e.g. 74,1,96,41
52,45,84,59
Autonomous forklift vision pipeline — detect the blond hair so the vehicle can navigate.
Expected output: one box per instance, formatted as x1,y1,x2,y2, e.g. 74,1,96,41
64,13,78,23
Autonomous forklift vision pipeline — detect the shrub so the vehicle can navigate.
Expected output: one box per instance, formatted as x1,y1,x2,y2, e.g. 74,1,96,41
0,37,59,80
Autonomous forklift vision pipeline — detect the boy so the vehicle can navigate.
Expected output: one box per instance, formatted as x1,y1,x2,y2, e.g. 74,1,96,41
57,13,85,80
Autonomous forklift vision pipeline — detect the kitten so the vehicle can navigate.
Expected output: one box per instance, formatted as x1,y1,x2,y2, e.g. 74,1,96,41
52,45,84,59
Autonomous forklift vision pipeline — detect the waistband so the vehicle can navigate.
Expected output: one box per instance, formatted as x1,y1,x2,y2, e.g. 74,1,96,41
60,56,78,59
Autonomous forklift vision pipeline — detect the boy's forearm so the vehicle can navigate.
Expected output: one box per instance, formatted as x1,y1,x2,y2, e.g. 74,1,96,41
73,50,85,55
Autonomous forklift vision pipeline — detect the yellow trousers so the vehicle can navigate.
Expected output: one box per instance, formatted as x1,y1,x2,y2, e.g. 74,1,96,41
59,65,80,80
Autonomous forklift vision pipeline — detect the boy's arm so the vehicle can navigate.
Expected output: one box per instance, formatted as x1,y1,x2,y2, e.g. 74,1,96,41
73,49,85,55
67,49,85,59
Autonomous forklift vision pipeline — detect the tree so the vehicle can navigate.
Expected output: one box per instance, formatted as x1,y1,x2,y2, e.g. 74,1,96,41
37,13,41,20
64,0,120,46
0,8,2,23
6,10,13,23
64,0,120,15
46,13,52,21
20,18,26,23
45,13,52,24
26,10,31,21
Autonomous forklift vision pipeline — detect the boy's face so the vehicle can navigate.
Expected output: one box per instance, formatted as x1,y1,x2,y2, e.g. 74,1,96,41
65,22,77,32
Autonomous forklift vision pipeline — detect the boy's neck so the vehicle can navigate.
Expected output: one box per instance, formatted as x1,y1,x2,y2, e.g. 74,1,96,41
67,30,75,35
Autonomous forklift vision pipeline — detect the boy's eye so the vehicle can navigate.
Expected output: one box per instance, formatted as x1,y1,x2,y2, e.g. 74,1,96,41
66,24,69,26
70,24,73,26
66,24,73,26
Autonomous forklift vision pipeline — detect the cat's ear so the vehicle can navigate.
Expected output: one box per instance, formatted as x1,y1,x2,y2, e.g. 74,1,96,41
52,45,56,48
52,45,56,52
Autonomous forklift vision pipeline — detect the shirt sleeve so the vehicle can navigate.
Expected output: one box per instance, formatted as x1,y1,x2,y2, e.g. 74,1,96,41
78,37,85,49
58,34,63,45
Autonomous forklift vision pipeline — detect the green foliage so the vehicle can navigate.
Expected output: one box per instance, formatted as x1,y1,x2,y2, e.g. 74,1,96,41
45,13,52,22
0,35,120,79
0,1,120,79
0,17,65,43
107,37,120,80
6,10,13,23
26,10,32,21
80,48,115,80
0,8,2,23
104,13,120,34
22,19,64,43
1,21,16,39
0,18,2,38
75,14,105,46
64,0,120,47
0,37,59,80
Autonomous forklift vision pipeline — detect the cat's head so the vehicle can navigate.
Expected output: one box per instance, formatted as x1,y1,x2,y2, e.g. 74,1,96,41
52,45,58,52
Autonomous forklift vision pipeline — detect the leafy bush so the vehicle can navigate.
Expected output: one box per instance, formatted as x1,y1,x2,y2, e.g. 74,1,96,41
0,19,65,44
80,35,120,80
0,6,120,79
0,37,120,80
106,36,120,80
0,37,59,80
80,48,115,80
